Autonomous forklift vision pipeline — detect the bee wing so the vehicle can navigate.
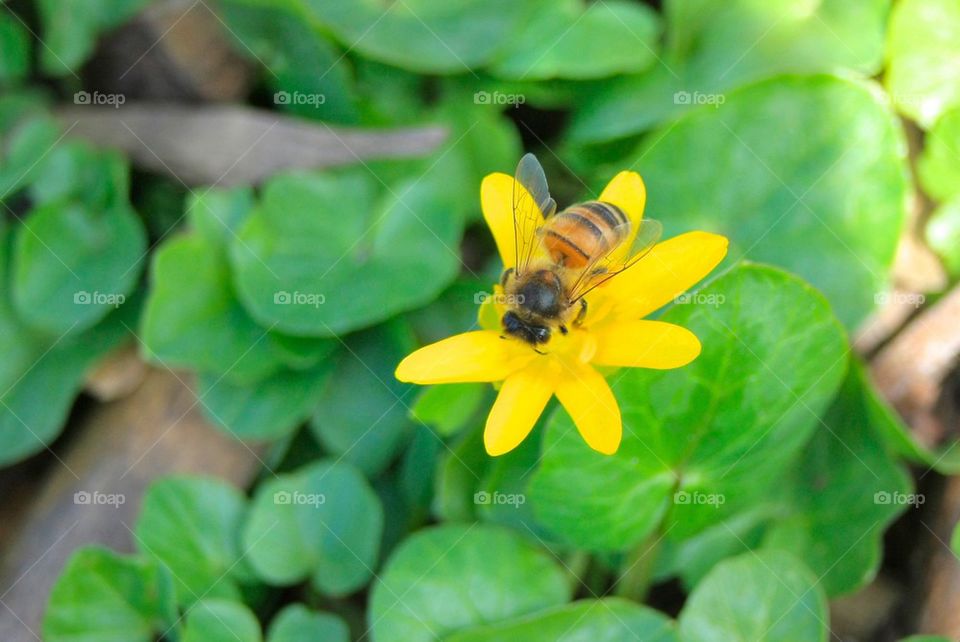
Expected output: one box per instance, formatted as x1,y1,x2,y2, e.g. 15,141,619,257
513,153,557,275
566,218,663,303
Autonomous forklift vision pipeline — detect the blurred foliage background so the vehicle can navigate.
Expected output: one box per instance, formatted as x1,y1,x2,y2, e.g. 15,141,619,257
2,0,960,640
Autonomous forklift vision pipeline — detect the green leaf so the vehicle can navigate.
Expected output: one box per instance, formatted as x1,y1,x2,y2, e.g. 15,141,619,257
411,383,487,437
186,185,256,245
266,604,349,642
230,169,464,336
886,0,960,128
310,320,415,476
447,598,678,642
182,599,262,642
197,358,335,441
432,421,491,522
0,288,138,466
12,198,146,336
29,143,130,211
1,115,61,201
43,547,177,642
219,0,361,124
134,476,250,607
490,0,659,80
763,361,914,596
678,550,827,642
36,0,151,76
927,195,960,278
568,0,891,141
303,0,534,74
631,74,908,328
529,264,848,551
0,11,30,83
142,234,290,383
368,523,570,642
919,108,960,202
243,459,383,596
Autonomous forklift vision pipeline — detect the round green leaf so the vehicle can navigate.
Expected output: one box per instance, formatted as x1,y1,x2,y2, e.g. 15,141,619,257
182,599,261,642
12,200,146,336
369,523,570,642
918,108,960,202
886,0,960,128
267,604,349,642
632,74,908,328
134,476,250,607
927,196,960,276
198,357,335,441
447,598,678,642
302,0,532,74
142,234,290,383
230,170,464,336
568,0,890,142
44,547,177,642
678,550,827,642
0,297,137,466
310,320,415,476
490,0,660,80
763,362,914,596
243,459,383,595
529,264,848,551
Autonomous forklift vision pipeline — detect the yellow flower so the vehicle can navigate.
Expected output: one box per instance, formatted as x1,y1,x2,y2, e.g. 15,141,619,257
396,168,728,456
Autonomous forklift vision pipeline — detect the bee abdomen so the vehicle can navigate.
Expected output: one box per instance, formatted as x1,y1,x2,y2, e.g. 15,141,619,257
542,201,629,268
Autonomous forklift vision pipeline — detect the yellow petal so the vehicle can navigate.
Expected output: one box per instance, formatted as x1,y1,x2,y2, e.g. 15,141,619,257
482,172,545,269
604,231,728,319
395,331,535,384
484,363,556,456
555,363,621,455
599,171,646,228
593,320,701,369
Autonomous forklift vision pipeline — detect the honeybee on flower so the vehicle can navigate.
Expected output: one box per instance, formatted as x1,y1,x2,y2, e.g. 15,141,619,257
396,154,728,456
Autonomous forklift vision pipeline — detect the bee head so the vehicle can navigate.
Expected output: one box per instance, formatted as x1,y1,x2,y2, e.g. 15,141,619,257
502,310,551,345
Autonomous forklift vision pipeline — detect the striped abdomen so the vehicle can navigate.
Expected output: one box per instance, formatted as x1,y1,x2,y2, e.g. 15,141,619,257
541,201,629,269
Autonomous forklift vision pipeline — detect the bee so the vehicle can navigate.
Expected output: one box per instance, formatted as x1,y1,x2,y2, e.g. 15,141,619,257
500,153,662,348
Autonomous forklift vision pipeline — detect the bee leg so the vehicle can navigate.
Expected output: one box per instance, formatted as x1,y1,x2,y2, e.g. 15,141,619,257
558,324,568,335
574,299,588,325
534,348,547,355
500,268,514,288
